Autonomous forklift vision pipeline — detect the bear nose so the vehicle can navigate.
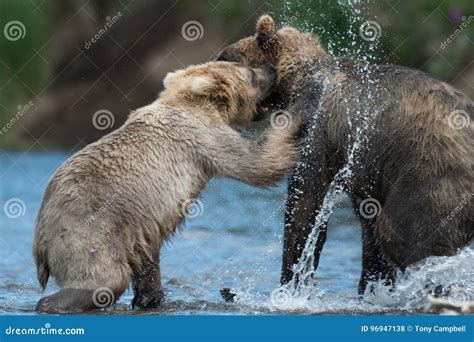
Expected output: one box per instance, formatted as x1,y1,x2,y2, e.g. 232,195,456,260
262,63,276,75
259,63,276,82
215,50,231,61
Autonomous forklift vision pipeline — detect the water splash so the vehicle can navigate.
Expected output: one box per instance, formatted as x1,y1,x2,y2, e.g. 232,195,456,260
254,247,474,313
274,0,386,303
393,248,474,309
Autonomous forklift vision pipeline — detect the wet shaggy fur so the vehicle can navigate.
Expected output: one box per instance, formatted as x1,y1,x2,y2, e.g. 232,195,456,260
33,61,300,312
218,15,474,294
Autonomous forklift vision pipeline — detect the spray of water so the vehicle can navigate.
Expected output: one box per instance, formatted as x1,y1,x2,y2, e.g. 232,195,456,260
269,1,385,304
225,1,473,313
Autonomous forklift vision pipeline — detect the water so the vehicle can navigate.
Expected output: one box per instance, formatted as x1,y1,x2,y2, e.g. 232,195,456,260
277,0,389,300
0,151,472,315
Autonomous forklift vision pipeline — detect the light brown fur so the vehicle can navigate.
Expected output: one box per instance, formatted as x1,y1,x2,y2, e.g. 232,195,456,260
33,61,299,312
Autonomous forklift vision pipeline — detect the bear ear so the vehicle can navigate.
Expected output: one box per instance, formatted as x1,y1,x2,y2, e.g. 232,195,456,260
163,70,185,89
189,75,215,95
256,15,280,57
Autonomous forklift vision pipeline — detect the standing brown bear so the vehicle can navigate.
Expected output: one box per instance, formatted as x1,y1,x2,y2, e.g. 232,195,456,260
217,15,474,294
33,61,300,312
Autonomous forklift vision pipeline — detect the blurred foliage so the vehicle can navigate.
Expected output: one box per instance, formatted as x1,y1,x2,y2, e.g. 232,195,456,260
0,0,50,110
269,0,474,78
270,0,383,61
0,0,473,147
377,0,474,79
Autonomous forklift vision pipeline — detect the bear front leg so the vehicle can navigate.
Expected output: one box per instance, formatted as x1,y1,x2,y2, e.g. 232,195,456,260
206,120,301,188
132,252,164,310
280,146,330,285
279,81,331,285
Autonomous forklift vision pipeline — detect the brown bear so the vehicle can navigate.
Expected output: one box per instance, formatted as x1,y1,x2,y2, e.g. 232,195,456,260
217,15,474,295
33,61,300,312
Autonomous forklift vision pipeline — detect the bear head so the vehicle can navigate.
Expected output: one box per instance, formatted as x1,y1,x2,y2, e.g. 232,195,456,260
160,61,276,123
216,15,326,108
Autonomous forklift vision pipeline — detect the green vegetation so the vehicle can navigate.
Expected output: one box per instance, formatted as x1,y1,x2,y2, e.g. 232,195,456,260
0,0,51,122
270,0,474,80
0,0,472,148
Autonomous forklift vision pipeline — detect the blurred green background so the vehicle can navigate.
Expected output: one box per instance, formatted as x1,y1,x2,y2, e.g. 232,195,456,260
0,0,472,149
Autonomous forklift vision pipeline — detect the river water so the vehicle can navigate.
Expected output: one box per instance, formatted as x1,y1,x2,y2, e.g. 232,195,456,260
0,151,472,315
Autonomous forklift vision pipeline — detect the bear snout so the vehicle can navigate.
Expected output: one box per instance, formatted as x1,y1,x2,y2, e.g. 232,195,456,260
256,63,276,95
215,49,233,62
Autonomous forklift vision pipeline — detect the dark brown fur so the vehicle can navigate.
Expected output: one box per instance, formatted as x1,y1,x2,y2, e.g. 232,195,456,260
217,15,474,294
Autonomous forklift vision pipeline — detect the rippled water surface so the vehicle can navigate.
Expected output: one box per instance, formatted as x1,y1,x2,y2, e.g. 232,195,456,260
0,151,472,315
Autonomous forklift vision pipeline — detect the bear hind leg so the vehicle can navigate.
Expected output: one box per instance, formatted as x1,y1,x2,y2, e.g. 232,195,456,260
36,247,131,313
132,252,164,310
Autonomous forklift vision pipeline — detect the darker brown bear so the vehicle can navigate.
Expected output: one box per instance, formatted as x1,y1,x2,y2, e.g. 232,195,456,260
217,15,474,294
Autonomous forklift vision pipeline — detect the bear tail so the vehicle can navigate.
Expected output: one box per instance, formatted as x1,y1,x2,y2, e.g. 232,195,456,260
35,256,50,290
